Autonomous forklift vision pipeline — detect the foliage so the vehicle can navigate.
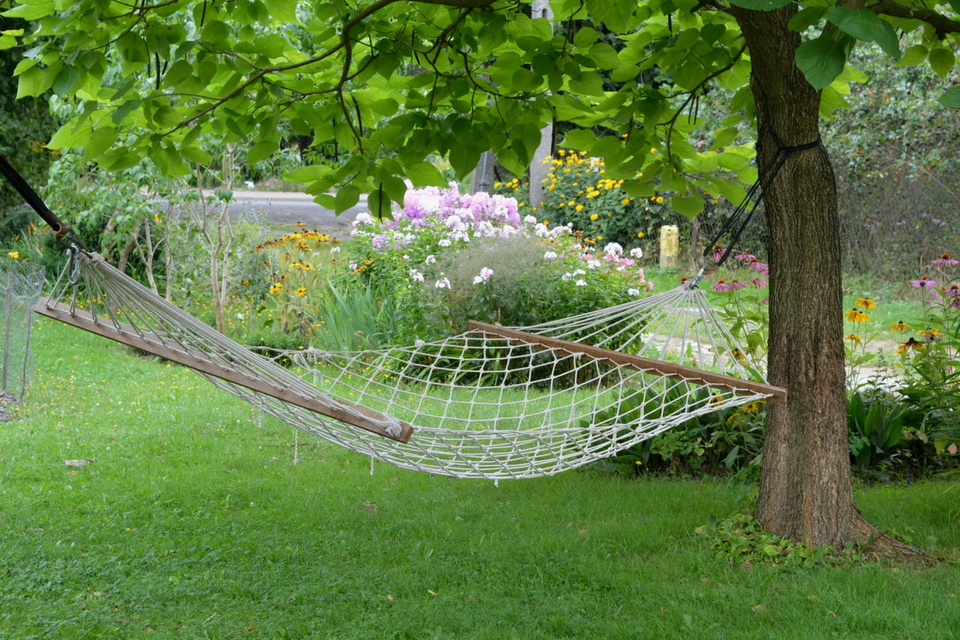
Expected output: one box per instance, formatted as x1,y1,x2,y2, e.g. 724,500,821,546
592,386,765,478
0,16,56,224
7,0,958,223
847,389,907,471
696,514,863,568
895,260,960,449
348,185,653,342
707,252,771,360
254,226,341,339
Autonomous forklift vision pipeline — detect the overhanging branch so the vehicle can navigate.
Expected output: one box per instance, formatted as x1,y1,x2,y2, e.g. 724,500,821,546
869,0,960,39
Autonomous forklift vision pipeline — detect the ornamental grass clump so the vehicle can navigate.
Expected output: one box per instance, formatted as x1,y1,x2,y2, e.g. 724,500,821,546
348,185,653,342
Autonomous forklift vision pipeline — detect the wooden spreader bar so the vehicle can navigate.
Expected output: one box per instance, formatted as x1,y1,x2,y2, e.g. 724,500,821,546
467,321,787,404
34,299,414,443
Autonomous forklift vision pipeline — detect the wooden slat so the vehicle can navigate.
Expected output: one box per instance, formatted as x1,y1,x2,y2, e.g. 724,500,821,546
467,320,787,404
34,299,414,443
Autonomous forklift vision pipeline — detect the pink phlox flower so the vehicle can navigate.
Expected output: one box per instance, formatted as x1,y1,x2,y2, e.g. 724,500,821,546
911,276,937,288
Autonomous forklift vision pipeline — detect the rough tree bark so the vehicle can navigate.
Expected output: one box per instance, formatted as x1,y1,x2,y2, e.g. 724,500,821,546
732,7,914,553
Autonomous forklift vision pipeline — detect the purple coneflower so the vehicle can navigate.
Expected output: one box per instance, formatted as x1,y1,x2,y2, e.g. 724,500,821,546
910,276,937,288
932,253,959,266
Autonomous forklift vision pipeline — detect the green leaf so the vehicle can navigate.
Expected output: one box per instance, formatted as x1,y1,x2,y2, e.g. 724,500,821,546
573,27,599,49
938,87,960,108
587,42,622,71
561,128,597,151
266,0,297,21
670,192,704,220
404,162,446,188
448,145,481,179
334,185,361,213
569,72,605,97
83,126,117,161
48,117,93,149
586,0,634,33
16,66,45,98
52,66,81,96
2,1,54,20
899,44,927,66
929,47,955,81
247,139,279,164
795,37,847,91
0,28,21,50
827,8,900,61
162,60,195,89
725,0,792,10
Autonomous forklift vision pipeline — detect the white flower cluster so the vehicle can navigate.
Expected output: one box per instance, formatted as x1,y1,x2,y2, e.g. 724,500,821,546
473,267,494,285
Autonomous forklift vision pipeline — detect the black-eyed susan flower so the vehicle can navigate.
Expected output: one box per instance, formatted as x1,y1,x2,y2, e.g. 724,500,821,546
296,287,307,297
855,297,875,310
845,309,869,323
891,320,911,332
895,337,924,354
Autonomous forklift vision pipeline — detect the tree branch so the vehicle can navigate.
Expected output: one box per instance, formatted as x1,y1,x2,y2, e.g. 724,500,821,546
869,0,960,39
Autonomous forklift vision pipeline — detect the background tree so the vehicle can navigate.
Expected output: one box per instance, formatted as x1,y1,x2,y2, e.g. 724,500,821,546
3,0,959,552
0,14,55,235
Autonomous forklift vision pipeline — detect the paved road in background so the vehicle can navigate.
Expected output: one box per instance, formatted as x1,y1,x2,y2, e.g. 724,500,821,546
225,191,369,235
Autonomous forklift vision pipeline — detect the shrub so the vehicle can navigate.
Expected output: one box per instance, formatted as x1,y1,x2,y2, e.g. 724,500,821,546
347,185,653,343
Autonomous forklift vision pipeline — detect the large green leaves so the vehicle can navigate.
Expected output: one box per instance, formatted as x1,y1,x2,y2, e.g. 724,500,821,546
939,87,960,108
796,36,848,90
826,7,900,60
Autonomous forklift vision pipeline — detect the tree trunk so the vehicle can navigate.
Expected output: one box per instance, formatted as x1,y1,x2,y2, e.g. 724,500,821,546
733,7,876,547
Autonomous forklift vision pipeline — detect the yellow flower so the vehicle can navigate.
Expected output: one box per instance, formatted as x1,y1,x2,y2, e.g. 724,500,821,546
856,297,875,310
845,334,862,345
296,287,307,297
590,214,599,221
895,338,924,354
621,198,630,206
919,328,940,340
845,309,869,323
891,320,910,332
269,283,283,295
656,196,664,204
575,204,584,212
637,232,644,239
7,251,19,259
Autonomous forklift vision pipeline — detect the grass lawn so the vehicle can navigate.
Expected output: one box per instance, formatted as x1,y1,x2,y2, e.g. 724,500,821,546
1,318,959,639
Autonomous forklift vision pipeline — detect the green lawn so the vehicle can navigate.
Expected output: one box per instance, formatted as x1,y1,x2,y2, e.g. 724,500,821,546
1,318,958,639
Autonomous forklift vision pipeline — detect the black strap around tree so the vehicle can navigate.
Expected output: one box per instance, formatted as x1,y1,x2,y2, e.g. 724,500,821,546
697,124,821,281
0,152,74,241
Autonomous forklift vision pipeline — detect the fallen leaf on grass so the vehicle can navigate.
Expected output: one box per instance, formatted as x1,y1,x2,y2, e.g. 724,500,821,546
428,589,437,596
362,501,379,512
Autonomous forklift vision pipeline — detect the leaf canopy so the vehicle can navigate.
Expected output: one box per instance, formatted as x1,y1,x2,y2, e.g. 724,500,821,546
1,0,957,219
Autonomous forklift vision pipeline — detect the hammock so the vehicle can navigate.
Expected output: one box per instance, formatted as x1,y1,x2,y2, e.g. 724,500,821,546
35,247,784,479
1,152,785,480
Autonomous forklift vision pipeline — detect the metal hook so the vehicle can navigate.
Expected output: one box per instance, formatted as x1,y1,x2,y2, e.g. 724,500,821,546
67,245,82,286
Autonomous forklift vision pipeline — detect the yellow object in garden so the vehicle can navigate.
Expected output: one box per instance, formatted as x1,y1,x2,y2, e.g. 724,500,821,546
659,225,679,270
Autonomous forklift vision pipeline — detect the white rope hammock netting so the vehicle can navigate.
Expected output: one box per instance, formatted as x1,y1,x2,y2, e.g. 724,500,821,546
37,249,784,480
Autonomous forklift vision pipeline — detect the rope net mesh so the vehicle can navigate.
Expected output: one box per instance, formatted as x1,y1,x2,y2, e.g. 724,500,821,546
40,250,775,479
